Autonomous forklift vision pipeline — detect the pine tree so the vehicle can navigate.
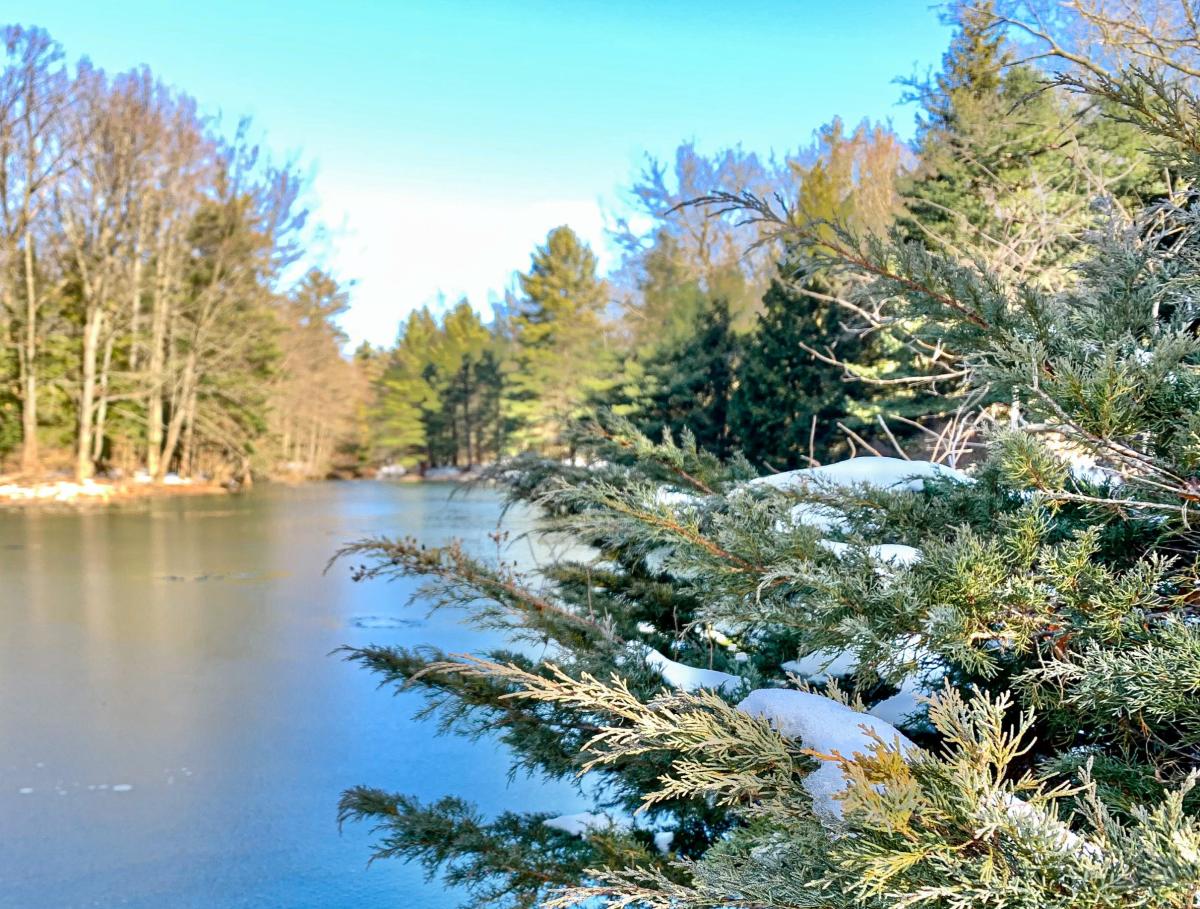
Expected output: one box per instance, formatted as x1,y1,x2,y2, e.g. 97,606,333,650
901,0,1158,285
625,298,740,459
371,301,512,470
729,270,856,469
509,226,613,454
371,307,441,467
335,10,1200,909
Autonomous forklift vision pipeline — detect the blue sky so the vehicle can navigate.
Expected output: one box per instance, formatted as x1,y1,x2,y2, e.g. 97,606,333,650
15,2,953,346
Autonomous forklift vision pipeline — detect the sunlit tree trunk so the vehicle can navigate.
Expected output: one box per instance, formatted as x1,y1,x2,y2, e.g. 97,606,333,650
76,305,103,482
180,388,197,478
91,331,116,463
158,348,195,480
19,230,39,475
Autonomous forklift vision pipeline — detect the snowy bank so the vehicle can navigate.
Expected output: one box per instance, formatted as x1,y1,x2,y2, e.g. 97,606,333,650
0,477,226,507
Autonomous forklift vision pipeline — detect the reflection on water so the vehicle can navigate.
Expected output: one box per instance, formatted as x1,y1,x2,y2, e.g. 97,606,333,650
0,482,585,909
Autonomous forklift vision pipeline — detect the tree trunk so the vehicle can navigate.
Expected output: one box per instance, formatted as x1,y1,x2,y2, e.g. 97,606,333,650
146,231,173,477
91,331,116,463
19,232,38,475
157,348,195,481
128,213,146,371
463,367,474,468
76,305,103,482
180,387,197,478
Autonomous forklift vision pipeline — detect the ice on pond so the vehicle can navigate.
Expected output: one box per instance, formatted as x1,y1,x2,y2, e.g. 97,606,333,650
17,787,32,795
349,615,424,629
111,784,133,792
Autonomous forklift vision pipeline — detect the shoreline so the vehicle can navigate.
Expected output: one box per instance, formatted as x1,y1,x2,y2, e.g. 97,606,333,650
0,468,493,509
0,478,230,509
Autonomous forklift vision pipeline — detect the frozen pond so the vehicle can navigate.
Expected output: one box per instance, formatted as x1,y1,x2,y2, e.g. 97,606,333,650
0,481,585,908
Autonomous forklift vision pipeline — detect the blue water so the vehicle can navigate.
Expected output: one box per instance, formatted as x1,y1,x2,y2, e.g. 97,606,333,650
0,482,587,908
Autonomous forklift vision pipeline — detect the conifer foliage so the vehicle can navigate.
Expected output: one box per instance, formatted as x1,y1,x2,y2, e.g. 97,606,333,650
338,7,1200,908
729,269,858,469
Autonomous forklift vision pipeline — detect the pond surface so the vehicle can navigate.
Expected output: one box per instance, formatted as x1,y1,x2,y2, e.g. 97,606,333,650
0,481,586,908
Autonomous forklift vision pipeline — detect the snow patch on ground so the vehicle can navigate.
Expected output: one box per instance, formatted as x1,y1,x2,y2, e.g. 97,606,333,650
0,479,118,502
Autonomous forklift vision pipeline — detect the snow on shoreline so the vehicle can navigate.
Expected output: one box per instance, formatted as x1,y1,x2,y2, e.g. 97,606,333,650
0,476,224,507
0,479,120,503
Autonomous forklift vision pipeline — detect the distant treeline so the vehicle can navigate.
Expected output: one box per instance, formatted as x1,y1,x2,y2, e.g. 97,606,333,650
1,7,1162,483
0,26,361,483
363,2,1158,472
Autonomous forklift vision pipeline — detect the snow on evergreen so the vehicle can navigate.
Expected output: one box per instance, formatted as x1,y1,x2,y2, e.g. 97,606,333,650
818,540,923,567
736,688,916,822
781,649,860,683
785,502,849,532
655,487,703,508
643,647,744,695
867,675,927,727
750,456,970,494
543,812,628,836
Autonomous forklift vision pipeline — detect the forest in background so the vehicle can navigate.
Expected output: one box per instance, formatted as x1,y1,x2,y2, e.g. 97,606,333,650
0,3,1164,483
0,26,360,485
363,0,1160,475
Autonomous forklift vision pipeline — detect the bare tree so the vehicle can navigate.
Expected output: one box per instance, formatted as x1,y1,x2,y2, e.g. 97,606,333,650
0,27,71,476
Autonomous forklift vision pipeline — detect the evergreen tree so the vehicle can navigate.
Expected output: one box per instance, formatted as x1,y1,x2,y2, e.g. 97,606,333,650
620,232,711,354
370,301,512,470
631,298,739,458
335,11,1200,908
438,300,495,467
729,270,855,469
510,226,613,454
901,0,1157,285
371,307,440,467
